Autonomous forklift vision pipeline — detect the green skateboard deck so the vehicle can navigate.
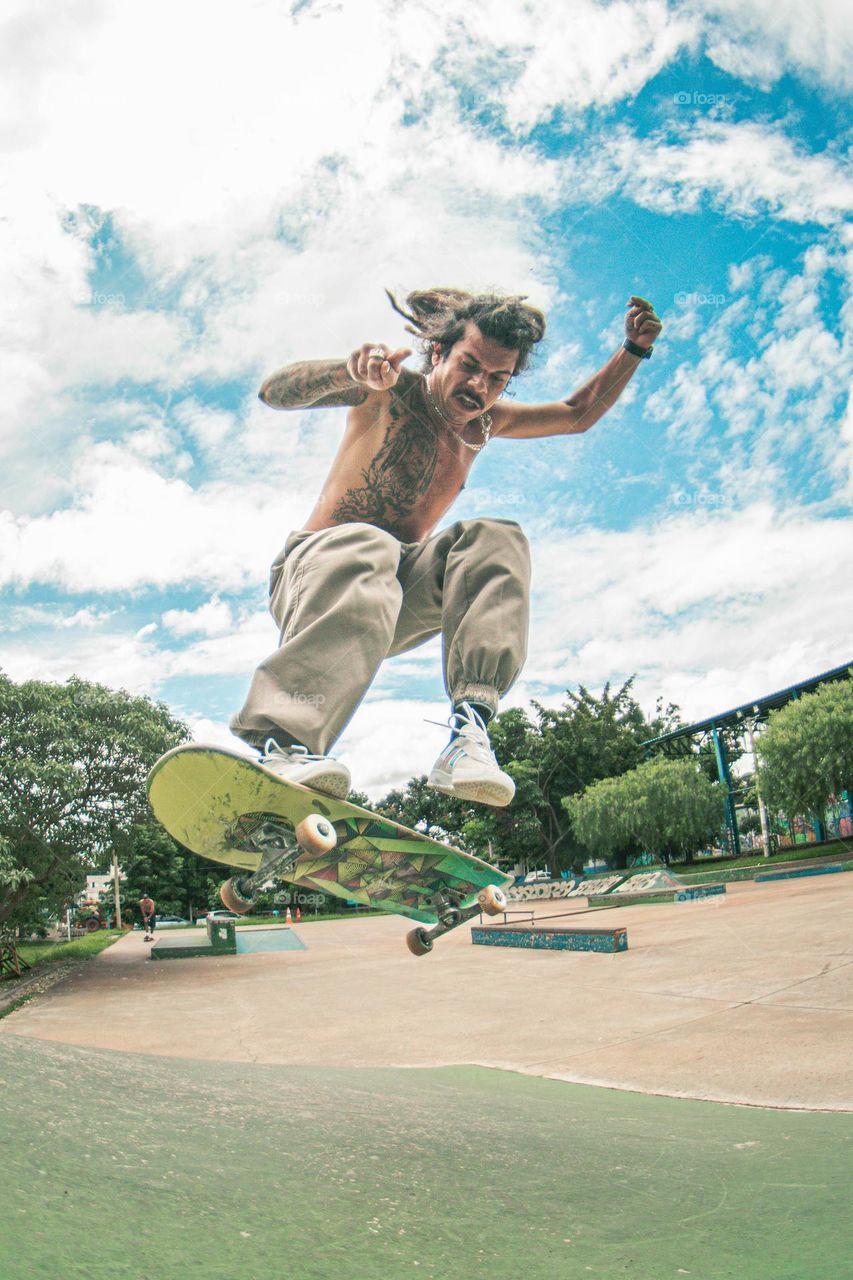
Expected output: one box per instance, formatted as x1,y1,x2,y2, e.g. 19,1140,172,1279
146,745,511,952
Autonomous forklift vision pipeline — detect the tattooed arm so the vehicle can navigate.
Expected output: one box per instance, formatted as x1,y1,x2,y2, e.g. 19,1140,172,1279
258,343,413,410
259,360,368,410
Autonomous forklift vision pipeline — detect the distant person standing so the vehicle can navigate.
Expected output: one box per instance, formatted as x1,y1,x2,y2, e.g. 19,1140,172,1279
139,894,156,941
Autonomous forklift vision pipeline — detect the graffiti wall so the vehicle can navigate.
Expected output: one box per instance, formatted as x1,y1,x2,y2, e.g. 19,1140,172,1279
507,876,626,901
778,791,852,846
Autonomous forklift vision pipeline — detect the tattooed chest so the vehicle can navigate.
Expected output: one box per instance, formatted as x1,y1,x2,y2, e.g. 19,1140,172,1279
330,412,463,528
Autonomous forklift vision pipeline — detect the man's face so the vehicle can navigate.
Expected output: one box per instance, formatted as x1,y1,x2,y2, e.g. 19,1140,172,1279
430,321,518,422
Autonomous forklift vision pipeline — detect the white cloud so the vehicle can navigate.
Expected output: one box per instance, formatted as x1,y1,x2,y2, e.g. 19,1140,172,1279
161,595,234,638
644,248,850,503
0,438,323,594
334,697,452,797
0,603,115,634
426,0,852,131
497,0,698,127
525,502,853,725
700,0,853,92
598,120,853,227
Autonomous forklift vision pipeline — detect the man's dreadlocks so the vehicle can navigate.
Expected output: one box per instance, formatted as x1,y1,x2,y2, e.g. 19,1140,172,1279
385,287,546,376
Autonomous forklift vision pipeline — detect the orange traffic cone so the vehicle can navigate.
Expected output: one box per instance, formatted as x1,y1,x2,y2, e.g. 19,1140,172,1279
296,906,302,923
285,906,293,924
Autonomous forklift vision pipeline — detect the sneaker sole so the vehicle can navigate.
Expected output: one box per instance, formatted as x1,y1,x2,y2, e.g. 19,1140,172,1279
300,772,350,799
428,777,515,807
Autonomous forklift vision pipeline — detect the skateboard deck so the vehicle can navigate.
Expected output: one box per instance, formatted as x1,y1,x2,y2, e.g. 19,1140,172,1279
146,745,511,952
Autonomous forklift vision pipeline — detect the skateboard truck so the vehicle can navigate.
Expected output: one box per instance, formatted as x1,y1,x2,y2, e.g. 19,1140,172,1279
407,883,507,956
219,821,301,913
219,812,339,913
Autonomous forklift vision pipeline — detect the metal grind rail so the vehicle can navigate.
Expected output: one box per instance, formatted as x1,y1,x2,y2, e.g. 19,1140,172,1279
476,906,604,926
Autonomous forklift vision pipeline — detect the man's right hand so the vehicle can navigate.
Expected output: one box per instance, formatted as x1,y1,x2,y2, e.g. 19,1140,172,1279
347,343,412,391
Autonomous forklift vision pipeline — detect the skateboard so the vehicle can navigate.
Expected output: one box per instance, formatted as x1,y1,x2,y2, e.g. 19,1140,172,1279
146,745,512,955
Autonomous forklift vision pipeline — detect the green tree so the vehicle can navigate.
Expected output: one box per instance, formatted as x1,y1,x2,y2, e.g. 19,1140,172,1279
564,757,725,866
97,820,225,924
0,672,188,932
756,677,853,818
529,683,681,875
374,710,546,874
376,775,464,843
372,689,680,879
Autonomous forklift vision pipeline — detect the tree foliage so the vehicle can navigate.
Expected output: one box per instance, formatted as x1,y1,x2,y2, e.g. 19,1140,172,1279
0,671,189,931
375,683,680,875
565,757,726,865
756,677,853,817
98,820,227,923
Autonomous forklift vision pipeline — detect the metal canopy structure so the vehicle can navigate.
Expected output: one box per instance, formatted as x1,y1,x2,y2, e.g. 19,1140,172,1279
641,660,853,856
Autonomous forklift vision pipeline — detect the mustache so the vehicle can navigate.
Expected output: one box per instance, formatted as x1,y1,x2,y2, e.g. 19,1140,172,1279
457,390,484,409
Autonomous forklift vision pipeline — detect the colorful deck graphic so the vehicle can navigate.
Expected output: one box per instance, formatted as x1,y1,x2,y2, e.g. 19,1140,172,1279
147,745,509,925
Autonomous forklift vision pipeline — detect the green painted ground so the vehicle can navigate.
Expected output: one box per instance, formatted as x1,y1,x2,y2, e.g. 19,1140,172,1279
1,1037,850,1280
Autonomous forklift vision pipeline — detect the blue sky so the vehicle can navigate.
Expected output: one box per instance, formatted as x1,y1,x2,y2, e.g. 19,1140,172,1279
1,0,851,794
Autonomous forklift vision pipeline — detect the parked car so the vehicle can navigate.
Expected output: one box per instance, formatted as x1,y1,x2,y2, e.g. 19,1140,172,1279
523,871,553,883
156,915,190,928
198,909,240,923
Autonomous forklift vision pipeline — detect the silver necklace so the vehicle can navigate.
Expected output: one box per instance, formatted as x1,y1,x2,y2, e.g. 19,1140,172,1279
424,376,492,452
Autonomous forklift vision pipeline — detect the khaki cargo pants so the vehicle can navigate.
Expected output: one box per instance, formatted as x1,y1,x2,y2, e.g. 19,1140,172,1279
230,518,531,755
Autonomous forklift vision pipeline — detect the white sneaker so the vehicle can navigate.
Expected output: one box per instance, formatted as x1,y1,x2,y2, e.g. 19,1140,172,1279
258,739,351,798
427,702,515,807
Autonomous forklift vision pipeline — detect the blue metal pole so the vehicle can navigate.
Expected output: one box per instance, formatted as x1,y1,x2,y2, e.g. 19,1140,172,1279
711,723,741,856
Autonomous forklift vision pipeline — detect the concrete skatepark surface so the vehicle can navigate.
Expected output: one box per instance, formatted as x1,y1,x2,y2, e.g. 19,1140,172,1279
3,875,852,1111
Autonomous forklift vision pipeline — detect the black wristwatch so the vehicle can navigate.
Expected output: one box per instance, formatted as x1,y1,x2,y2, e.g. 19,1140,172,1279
623,338,653,359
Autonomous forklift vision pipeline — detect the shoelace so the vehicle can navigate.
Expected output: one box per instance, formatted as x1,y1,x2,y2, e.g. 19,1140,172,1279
425,704,497,764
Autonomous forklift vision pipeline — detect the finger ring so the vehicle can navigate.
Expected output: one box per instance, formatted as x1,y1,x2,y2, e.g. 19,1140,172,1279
369,347,386,359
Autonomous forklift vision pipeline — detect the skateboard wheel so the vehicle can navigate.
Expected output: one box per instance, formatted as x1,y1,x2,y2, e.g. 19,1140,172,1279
406,927,433,957
220,877,255,915
477,885,508,916
295,813,337,854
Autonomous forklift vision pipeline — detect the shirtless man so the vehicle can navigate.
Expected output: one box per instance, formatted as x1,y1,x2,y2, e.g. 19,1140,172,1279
139,893,156,940
230,288,662,805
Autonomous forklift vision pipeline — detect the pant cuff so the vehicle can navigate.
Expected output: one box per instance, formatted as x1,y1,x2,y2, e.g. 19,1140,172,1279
228,716,300,752
450,684,500,717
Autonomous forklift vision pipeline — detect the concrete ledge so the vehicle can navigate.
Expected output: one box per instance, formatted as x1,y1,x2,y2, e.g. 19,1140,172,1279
754,863,850,883
679,855,853,885
151,919,236,961
150,933,217,961
587,883,727,908
151,923,305,960
471,925,628,953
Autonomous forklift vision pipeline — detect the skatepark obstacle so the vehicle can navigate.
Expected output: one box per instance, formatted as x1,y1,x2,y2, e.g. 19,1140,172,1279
471,922,628,952
150,920,305,960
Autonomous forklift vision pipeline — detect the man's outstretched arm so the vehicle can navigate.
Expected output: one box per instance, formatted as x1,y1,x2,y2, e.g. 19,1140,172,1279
259,360,368,409
493,295,663,439
259,344,413,409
